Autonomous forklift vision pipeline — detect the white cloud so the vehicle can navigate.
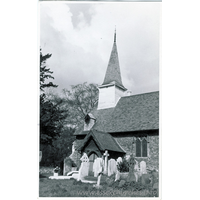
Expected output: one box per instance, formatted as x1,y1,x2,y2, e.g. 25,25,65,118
40,2,161,95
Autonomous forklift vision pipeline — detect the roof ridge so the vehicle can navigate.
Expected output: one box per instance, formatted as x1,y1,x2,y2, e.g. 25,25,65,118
92,129,108,134
112,137,126,153
121,91,159,99
93,130,125,153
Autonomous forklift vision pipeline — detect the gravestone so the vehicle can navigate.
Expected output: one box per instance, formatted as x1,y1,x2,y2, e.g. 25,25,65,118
140,161,147,174
93,157,104,188
116,157,122,165
134,160,140,182
108,159,117,176
78,153,89,181
115,157,122,181
63,157,73,175
93,158,104,177
134,160,139,171
127,154,136,182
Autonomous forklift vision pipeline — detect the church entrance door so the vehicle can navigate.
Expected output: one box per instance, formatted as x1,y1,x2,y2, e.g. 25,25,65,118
88,152,98,176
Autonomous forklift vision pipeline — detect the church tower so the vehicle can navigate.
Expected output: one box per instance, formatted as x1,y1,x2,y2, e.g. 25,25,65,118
97,30,127,110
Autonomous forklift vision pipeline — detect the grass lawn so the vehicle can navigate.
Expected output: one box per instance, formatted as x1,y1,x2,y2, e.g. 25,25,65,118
39,173,158,197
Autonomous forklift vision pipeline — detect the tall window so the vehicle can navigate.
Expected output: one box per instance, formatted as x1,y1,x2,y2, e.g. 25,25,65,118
135,137,148,157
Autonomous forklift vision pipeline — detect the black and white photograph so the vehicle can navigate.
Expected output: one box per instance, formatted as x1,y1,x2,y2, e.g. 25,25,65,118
3,0,200,200
39,1,161,198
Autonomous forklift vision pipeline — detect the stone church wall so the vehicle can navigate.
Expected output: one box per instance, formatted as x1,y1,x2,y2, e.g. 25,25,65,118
114,134,159,171
70,132,159,171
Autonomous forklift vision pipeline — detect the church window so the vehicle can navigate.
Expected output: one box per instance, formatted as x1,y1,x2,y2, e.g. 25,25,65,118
136,138,141,157
142,138,147,157
135,137,148,157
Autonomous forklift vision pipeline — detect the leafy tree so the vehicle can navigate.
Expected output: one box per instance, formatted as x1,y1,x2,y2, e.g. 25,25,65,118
40,94,69,146
61,82,99,128
40,49,67,146
40,49,58,91
39,49,99,165
40,82,99,166
40,127,75,167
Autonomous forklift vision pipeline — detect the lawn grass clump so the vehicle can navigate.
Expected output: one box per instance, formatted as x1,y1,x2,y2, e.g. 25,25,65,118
39,175,157,197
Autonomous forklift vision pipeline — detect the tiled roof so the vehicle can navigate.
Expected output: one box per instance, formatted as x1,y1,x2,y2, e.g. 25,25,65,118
74,91,159,135
76,129,125,153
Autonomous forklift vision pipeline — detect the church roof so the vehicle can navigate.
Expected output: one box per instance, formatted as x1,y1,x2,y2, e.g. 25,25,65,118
101,30,126,90
76,129,126,153
74,91,159,135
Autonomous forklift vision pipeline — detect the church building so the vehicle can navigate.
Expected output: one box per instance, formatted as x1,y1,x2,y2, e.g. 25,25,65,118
70,30,159,175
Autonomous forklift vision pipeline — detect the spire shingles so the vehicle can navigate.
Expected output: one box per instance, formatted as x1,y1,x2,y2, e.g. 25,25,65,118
102,30,126,90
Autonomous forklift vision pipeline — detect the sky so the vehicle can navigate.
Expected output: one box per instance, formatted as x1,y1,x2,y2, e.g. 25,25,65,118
40,2,161,95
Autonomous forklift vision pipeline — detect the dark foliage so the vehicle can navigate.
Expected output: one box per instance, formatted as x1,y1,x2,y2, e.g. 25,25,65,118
62,82,99,127
39,49,98,166
117,158,129,172
40,94,69,146
40,127,75,166
40,49,58,91
40,49,69,147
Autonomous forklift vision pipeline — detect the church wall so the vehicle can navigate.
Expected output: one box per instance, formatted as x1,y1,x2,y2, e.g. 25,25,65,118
146,135,159,170
114,135,133,155
113,131,159,170
70,131,159,171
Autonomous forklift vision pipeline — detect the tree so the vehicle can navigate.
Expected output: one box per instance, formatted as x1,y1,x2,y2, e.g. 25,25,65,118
40,49,67,146
40,49,58,91
40,82,98,166
40,127,75,167
39,50,99,165
61,82,99,128
40,94,69,146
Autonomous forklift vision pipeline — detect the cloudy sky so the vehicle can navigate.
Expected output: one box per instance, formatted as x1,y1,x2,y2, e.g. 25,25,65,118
40,2,161,95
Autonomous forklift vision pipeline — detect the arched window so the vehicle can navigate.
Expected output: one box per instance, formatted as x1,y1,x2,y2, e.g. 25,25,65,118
142,138,147,157
136,138,141,157
135,136,148,157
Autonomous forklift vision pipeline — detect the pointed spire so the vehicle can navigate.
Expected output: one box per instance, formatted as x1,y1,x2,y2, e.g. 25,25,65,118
102,29,126,90
114,26,116,43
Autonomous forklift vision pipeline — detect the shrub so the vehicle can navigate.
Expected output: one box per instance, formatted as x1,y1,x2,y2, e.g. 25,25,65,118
112,180,120,188
117,158,129,172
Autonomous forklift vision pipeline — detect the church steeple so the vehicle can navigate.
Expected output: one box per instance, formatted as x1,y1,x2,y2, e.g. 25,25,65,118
114,27,116,43
97,29,127,110
102,29,126,90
